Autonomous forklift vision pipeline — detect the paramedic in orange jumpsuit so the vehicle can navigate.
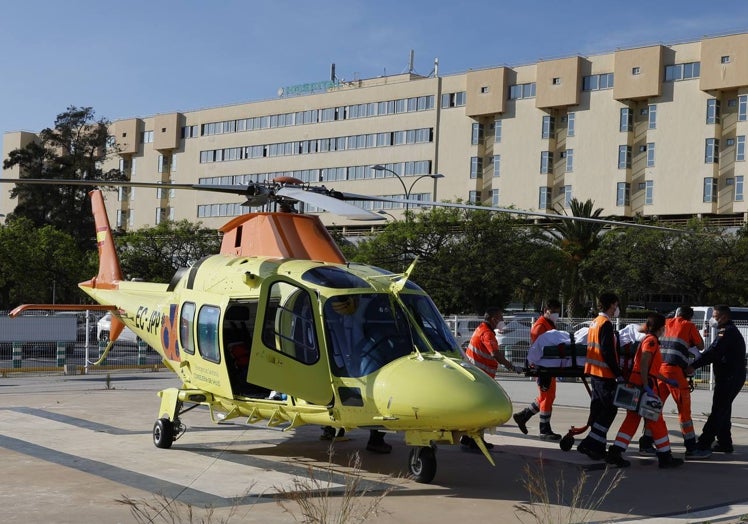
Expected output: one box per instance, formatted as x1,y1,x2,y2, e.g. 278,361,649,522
513,299,563,440
606,313,684,469
463,306,514,450
656,306,704,458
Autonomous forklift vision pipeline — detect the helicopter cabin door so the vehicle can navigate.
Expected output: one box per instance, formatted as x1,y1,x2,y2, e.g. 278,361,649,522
246,280,333,406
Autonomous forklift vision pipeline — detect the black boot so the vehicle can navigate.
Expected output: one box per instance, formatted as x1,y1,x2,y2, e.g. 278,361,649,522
657,451,684,469
538,422,561,441
605,445,631,468
638,434,656,455
513,408,534,435
366,430,392,454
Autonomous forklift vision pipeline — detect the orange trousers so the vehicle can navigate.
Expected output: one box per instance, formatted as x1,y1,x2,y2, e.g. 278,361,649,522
657,364,696,443
614,408,671,452
535,376,557,413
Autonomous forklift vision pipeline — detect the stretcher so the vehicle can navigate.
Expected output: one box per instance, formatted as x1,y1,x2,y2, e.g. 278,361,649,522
522,327,642,451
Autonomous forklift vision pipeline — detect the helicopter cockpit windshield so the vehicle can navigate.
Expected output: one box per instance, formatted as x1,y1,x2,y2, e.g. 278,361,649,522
323,293,458,378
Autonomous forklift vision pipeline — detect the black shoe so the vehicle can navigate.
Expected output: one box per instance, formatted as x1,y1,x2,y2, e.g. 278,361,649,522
460,435,493,450
712,442,734,453
638,435,656,455
605,446,631,468
539,430,562,441
366,431,392,454
685,448,712,460
513,411,530,435
577,441,605,461
658,452,684,469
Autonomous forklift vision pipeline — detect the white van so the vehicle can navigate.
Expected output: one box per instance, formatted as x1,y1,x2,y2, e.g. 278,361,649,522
690,306,748,348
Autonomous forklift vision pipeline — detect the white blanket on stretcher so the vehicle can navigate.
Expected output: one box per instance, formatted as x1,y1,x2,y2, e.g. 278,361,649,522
527,329,586,368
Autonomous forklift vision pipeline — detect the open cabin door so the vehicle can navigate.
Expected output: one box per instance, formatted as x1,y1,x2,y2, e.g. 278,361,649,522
246,280,333,406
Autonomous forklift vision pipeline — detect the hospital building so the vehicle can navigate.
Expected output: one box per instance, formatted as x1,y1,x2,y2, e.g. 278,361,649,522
4,31,748,231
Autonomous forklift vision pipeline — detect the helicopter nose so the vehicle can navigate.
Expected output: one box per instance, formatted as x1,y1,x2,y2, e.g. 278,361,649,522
370,355,512,430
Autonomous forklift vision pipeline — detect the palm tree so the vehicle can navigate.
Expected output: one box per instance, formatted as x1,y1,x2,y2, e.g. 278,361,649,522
547,198,607,316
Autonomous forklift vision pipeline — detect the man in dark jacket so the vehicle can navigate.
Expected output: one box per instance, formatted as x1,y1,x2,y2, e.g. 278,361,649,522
688,305,746,456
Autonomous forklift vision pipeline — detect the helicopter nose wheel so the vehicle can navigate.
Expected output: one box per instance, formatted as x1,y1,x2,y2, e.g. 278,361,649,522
408,446,437,483
153,418,175,449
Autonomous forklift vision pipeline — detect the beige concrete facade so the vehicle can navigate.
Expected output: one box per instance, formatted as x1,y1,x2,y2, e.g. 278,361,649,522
3,32,748,230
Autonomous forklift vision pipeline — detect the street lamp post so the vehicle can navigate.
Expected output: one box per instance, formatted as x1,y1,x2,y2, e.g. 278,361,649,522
370,165,444,219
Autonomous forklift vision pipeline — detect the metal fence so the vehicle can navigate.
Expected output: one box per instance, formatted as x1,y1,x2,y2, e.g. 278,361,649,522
0,309,164,376
444,314,748,390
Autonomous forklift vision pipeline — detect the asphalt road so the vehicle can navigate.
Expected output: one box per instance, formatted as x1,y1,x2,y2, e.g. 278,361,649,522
0,372,746,523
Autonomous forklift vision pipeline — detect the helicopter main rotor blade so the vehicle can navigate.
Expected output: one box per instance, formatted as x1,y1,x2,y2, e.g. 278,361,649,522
276,186,385,221
340,192,686,233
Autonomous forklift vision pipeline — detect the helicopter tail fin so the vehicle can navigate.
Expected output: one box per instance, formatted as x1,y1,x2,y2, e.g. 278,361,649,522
80,189,123,290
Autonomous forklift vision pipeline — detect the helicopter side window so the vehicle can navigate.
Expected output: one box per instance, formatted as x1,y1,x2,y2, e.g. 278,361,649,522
197,305,221,363
262,282,319,365
179,302,196,355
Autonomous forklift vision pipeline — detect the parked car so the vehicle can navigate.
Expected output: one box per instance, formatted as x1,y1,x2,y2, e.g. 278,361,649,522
97,312,139,344
496,316,535,368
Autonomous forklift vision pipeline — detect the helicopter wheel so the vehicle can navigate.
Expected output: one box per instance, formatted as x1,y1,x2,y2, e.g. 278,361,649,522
559,433,575,451
153,418,175,449
408,446,437,484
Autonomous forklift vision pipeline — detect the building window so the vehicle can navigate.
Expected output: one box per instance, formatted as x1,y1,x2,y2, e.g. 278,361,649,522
491,189,499,205
541,115,555,139
552,77,561,85
508,82,536,100
565,149,574,172
538,187,552,209
618,145,632,169
647,142,655,167
540,151,553,174
703,178,718,203
141,130,154,144
470,156,483,179
648,104,657,129
644,180,654,205
620,108,632,132
721,55,731,64
181,125,198,139
582,73,614,91
739,95,747,121
664,62,700,81
567,112,576,137
616,182,630,206
706,99,721,124
561,185,572,207
441,91,466,108
737,176,744,202
705,138,720,164
493,155,501,177
494,118,502,143
737,136,746,162
468,190,481,204
471,123,484,145
632,67,641,75
480,86,489,93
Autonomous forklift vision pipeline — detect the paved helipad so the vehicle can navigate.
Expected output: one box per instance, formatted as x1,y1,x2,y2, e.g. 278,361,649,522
0,371,746,523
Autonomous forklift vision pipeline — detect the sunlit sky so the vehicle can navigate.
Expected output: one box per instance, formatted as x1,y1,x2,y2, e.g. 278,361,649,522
1,0,747,140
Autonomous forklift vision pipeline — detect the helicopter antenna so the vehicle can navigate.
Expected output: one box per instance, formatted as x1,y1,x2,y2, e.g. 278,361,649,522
391,257,418,295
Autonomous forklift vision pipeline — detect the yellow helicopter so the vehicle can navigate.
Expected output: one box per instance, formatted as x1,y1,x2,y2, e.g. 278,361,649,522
7,177,517,483
4,176,682,483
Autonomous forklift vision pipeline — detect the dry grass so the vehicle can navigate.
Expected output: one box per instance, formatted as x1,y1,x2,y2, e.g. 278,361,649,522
116,492,242,524
514,459,624,524
274,449,393,523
